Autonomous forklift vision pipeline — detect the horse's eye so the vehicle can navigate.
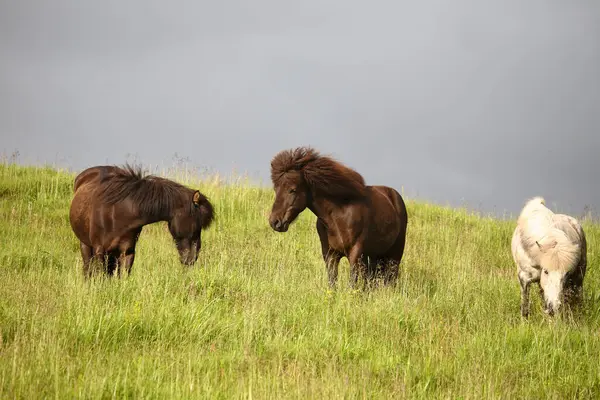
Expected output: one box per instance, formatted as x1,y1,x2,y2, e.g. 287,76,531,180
289,189,296,194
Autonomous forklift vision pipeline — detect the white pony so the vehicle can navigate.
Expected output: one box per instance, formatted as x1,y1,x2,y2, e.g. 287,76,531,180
512,197,587,317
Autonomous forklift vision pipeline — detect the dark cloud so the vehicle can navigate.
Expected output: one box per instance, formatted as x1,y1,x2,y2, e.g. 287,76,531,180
1,0,599,216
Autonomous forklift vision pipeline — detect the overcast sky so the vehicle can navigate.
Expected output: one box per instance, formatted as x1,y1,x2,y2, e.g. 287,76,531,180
1,0,599,216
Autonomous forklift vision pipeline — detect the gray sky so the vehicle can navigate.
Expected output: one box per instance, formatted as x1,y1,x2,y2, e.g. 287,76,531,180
1,0,599,216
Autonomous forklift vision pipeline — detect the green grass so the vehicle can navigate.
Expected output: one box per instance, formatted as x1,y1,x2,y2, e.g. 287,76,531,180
1,163,599,399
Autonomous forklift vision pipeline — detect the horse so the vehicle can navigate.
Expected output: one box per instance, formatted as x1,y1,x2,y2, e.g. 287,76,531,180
512,197,587,317
69,165,214,277
268,147,408,289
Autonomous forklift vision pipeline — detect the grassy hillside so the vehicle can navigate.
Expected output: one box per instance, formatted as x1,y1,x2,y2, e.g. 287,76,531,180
1,163,599,399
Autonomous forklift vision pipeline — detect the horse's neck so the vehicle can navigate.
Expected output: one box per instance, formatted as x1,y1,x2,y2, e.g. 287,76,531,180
136,193,186,225
142,213,170,225
308,196,344,228
136,205,174,226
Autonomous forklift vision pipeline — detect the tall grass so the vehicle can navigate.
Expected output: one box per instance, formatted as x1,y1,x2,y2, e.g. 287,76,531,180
0,163,599,399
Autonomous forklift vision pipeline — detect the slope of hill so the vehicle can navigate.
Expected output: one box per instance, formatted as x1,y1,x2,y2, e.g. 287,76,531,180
1,163,599,398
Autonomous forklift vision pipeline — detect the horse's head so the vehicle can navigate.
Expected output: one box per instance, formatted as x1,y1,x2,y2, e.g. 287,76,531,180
269,170,309,232
536,237,578,316
168,191,214,265
539,267,565,316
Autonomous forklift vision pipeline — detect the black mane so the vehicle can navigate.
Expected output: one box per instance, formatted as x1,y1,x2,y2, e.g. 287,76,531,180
97,164,193,217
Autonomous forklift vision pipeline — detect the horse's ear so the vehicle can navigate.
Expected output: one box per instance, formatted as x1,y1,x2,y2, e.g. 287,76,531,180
536,238,557,251
192,191,201,207
192,190,214,228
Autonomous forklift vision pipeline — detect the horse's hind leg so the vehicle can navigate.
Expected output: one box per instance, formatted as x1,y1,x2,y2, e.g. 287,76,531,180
366,257,382,289
80,242,93,278
366,257,377,282
106,254,118,276
382,232,406,287
383,258,400,287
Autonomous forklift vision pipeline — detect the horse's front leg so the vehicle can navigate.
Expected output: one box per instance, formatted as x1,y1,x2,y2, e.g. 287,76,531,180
348,246,367,290
518,270,533,318
118,248,136,277
317,220,342,288
117,232,141,277
325,252,342,288
92,247,108,276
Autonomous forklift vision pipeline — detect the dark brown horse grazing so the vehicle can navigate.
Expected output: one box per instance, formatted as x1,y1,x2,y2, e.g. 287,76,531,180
69,165,214,277
269,147,408,288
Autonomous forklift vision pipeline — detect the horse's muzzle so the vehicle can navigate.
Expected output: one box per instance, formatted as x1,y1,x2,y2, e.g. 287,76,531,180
180,257,196,266
544,300,561,316
179,248,199,266
270,219,289,232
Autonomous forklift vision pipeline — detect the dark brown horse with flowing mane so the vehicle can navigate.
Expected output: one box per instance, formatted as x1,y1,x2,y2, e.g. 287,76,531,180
69,165,214,277
269,147,408,288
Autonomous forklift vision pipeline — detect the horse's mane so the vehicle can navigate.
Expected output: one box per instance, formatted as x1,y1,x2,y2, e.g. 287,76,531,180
270,147,367,199
97,164,194,218
517,196,584,272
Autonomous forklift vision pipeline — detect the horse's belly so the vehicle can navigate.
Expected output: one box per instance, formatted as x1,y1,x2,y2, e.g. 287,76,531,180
325,222,401,256
364,236,397,255
363,223,403,256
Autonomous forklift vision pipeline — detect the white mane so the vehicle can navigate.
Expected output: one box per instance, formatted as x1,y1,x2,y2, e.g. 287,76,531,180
516,197,584,273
